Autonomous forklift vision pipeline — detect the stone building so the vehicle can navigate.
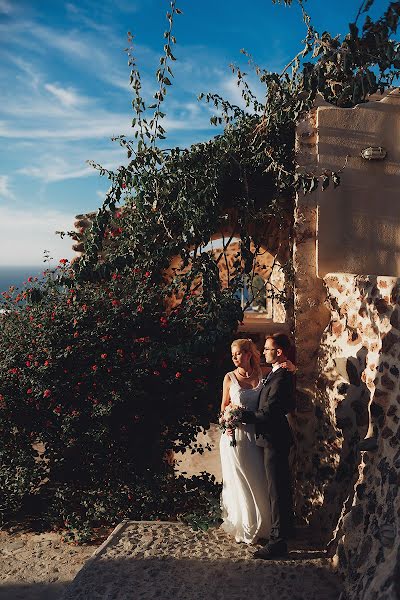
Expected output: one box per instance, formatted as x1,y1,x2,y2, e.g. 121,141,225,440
72,89,400,599
294,89,400,600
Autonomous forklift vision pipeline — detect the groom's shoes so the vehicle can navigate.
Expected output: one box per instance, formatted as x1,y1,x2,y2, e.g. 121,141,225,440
253,541,288,560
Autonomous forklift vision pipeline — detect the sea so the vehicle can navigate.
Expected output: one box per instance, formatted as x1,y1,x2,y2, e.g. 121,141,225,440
0,266,45,294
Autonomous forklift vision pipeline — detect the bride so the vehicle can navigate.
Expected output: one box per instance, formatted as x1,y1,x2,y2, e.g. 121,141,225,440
219,337,294,544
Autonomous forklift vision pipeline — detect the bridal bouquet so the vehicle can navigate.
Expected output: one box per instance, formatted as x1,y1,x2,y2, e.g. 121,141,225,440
218,404,244,447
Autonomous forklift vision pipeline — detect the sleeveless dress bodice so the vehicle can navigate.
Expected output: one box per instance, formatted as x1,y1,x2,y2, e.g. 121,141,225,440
227,371,263,410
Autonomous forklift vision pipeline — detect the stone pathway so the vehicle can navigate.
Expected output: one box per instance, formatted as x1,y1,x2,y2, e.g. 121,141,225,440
0,530,96,600
61,521,343,600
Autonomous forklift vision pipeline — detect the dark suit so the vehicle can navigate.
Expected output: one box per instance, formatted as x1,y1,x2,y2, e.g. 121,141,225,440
242,367,295,543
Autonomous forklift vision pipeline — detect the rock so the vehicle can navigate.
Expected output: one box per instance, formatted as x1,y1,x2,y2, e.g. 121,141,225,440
7,540,25,551
354,536,373,569
375,298,389,315
358,437,378,451
390,308,400,330
380,524,396,548
334,357,361,386
381,331,400,354
381,374,395,390
351,505,364,527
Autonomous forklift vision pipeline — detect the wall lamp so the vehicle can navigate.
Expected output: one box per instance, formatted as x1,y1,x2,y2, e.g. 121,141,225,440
360,146,387,160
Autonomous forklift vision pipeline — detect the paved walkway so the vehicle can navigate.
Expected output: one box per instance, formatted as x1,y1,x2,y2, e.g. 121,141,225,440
61,521,343,600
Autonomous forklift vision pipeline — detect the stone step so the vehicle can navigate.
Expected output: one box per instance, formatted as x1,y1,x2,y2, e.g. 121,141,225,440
61,521,343,600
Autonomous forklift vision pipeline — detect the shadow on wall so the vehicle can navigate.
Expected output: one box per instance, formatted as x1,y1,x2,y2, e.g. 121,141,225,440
310,274,400,600
335,323,400,599
318,347,370,551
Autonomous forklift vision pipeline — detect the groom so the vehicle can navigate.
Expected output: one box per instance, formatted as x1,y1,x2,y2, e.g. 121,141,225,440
241,333,295,559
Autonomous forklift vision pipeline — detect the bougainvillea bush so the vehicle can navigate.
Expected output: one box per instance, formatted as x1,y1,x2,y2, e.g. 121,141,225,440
0,261,241,537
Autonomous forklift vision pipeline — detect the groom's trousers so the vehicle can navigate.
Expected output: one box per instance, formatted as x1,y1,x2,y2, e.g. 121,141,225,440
264,442,294,543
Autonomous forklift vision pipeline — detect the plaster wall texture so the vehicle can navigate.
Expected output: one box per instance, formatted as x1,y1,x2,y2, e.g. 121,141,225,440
316,89,400,277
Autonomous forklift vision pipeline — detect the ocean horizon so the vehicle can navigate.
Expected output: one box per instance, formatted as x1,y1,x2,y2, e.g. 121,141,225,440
0,265,46,294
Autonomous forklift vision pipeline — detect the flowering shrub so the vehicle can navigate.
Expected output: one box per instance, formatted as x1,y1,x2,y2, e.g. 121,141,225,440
0,261,241,536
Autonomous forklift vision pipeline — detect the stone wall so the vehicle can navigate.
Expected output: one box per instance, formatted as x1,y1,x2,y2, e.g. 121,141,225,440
321,274,400,600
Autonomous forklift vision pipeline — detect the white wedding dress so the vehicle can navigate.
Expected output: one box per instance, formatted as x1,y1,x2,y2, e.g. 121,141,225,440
220,371,270,544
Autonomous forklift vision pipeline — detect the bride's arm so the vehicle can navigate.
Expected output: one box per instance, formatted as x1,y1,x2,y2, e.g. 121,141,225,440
220,374,231,412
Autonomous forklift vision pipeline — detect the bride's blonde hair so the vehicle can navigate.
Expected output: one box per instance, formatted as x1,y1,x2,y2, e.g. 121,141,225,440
231,338,261,373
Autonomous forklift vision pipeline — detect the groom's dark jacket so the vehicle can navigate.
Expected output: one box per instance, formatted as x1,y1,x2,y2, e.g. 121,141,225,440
241,367,295,449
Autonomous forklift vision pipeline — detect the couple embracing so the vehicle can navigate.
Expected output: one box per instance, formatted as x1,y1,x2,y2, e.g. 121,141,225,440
220,334,296,560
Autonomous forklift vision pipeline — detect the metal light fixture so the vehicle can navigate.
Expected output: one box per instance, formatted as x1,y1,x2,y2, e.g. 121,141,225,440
360,146,387,160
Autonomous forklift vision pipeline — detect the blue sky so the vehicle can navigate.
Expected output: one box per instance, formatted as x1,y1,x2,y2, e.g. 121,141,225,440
0,0,389,266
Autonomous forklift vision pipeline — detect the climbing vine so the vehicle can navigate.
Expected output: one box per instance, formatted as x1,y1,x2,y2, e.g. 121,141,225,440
76,0,400,311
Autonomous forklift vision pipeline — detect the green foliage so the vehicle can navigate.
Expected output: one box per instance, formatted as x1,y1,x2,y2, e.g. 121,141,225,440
82,2,400,288
0,262,236,534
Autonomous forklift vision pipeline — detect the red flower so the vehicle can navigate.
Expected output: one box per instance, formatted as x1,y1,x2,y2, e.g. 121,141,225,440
44,360,49,367
144,271,150,278
92,365,98,371
43,389,52,398
111,299,120,307
73,332,79,338
161,360,168,369
27,276,33,282
27,389,33,394
26,361,31,367
54,406,62,415
137,305,143,313
101,353,107,360
153,370,160,376
175,372,182,379
59,258,68,265
110,227,122,237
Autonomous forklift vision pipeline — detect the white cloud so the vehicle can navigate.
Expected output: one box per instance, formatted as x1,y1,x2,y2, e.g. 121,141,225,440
10,55,41,90
44,83,84,108
0,0,12,14
0,175,14,200
0,206,76,266
96,189,107,200
16,146,125,183
219,74,265,110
